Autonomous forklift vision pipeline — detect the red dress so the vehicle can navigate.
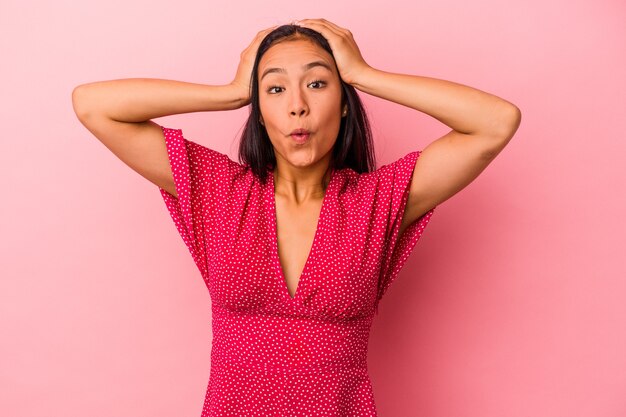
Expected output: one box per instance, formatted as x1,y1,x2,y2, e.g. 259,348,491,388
157,125,436,416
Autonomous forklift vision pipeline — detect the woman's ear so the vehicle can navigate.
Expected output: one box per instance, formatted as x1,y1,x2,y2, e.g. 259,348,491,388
259,115,265,126
342,104,348,117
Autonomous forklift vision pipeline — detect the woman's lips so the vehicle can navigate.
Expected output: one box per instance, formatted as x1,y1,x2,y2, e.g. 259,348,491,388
291,132,310,144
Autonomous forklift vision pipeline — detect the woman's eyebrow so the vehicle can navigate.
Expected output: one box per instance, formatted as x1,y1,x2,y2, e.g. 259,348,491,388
260,61,332,81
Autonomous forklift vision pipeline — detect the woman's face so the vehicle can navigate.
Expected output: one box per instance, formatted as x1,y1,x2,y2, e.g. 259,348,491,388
258,38,343,170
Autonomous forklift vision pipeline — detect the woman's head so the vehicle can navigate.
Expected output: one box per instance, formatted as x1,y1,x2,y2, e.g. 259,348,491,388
238,24,375,184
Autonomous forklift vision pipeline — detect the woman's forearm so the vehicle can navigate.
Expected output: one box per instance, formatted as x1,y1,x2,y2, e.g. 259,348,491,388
352,67,520,137
72,78,247,123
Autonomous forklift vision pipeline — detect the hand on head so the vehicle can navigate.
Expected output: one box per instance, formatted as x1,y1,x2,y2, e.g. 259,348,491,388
231,25,279,105
293,18,370,86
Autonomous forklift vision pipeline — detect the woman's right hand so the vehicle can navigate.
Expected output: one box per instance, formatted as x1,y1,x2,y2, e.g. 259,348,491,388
230,25,278,106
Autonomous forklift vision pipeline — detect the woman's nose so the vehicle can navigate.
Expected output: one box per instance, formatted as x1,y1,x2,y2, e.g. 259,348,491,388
289,90,309,116
290,107,307,116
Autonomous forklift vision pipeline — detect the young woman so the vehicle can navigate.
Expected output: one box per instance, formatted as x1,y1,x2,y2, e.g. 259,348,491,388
72,18,520,417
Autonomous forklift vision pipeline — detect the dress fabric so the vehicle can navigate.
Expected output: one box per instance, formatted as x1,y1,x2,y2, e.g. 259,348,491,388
157,125,436,416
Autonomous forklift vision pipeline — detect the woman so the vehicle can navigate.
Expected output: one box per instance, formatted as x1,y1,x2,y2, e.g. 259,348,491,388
72,18,520,417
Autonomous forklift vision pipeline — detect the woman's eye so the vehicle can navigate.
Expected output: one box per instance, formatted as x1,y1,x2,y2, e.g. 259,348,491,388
266,80,326,94
309,80,326,89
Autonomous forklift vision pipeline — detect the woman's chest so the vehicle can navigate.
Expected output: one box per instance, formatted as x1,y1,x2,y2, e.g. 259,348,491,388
205,188,384,319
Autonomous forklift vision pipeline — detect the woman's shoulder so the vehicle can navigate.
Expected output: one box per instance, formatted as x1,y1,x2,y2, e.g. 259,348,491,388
334,150,422,198
334,166,375,197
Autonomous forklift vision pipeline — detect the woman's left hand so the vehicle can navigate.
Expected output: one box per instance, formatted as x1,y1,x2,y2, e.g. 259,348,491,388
296,18,371,86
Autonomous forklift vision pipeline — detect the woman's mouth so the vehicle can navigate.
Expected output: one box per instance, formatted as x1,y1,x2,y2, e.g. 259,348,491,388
291,133,310,144
290,129,311,144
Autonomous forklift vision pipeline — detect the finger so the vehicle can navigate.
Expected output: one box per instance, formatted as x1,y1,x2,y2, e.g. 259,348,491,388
248,25,278,48
299,18,348,36
298,19,343,40
244,26,277,54
256,25,279,37
314,18,349,34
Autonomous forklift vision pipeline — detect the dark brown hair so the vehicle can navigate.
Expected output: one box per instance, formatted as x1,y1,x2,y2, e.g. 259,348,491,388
237,24,376,185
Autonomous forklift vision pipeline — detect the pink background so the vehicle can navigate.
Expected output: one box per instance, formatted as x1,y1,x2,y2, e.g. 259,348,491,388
2,0,625,416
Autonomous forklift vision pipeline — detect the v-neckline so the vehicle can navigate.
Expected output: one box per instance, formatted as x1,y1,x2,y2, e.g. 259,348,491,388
269,167,335,301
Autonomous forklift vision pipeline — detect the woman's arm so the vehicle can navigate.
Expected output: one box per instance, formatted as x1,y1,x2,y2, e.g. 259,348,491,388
72,25,280,121
297,18,519,140
351,68,520,138
71,80,245,198
72,79,246,122
352,67,522,233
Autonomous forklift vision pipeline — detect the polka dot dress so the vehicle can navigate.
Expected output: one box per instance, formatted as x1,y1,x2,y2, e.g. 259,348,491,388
157,125,435,416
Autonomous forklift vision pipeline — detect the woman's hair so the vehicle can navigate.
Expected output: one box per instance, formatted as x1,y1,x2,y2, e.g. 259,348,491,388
237,24,376,185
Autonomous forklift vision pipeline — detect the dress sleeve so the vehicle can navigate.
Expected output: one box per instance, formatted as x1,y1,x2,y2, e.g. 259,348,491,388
369,150,436,306
156,124,240,277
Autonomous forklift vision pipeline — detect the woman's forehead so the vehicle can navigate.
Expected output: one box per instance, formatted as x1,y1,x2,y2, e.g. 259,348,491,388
259,39,334,71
